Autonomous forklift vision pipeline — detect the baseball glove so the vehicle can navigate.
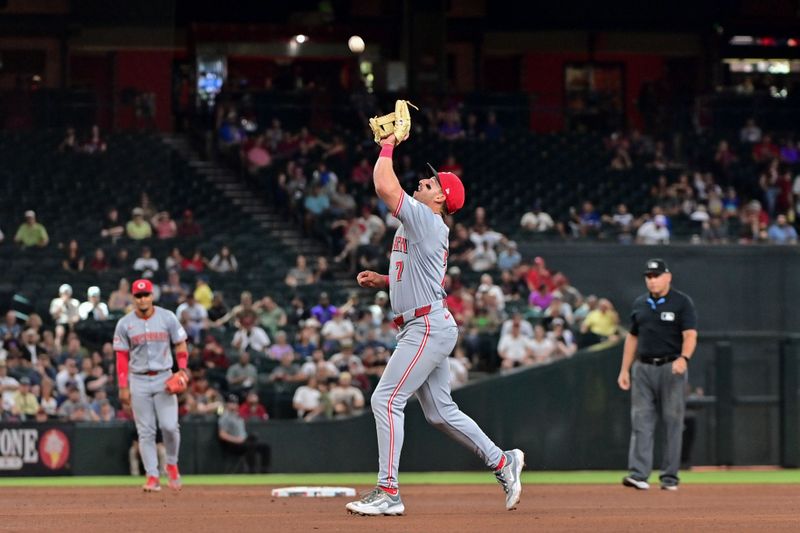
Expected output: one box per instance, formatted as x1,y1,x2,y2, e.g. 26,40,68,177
165,370,189,395
369,100,418,145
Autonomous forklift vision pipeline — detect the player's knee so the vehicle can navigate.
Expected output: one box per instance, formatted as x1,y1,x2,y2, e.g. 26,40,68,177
422,410,445,429
160,420,180,435
370,389,389,413
138,427,156,441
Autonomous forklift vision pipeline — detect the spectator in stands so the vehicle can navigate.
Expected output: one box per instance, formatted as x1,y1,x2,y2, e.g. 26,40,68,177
329,183,357,218
610,145,633,170
439,109,465,141
544,295,574,326
108,278,134,313
330,372,365,418
239,390,268,421
320,309,354,350
740,118,762,144
193,276,213,309
738,200,769,243
58,127,79,153
256,296,287,339
713,140,737,180
753,134,780,163
60,239,84,273
177,209,202,238
303,183,330,236
83,362,110,399
83,124,107,154
176,292,208,344
10,377,38,420
209,245,238,273
497,323,534,370
767,214,798,244
549,318,576,358
218,395,271,472
520,201,555,233
126,207,152,240
636,214,670,245
100,208,125,244
232,314,270,357
306,292,333,327
500,311,534,339
285,254,314,287
779,137,799,164
268,352,305,384
0,311,21,343
181,248,207,273
350,157,374,190
469,224,502,272
36,379,57,417
528,283,553,313
50,284,80,335
58,384,97,421
579,298,620,345
160,270,189,309
244,134,272,175
184,374,223,416
132,246,159,278
526,256,555,293
14,210,49,248
529,323,556,364
226,352,258,396
300,348,337,380
328,338,362,373
164,247,184,271
292,375,321,419
497,239,522,272
266,331,294,362
603,203,636,244
78,286,109,322
87,247,109,273
109,248,130,273
152,211,177,239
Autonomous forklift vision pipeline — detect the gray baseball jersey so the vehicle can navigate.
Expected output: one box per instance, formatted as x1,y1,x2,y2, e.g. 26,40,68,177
371,191,503,490
113,307,187,373
388,192,448,314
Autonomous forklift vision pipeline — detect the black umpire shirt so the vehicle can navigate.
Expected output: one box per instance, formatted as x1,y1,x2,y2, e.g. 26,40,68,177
629,289,698,359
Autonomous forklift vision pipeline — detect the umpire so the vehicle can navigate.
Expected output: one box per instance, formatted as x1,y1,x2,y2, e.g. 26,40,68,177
617,258,697,491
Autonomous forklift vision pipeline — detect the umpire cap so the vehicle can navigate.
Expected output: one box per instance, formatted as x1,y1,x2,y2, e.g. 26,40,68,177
426,163,465,214
643,258,670,275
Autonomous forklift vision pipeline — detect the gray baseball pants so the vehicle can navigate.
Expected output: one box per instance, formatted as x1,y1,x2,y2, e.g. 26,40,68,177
628,360,687,486
371,308,504,489
130,371,180,478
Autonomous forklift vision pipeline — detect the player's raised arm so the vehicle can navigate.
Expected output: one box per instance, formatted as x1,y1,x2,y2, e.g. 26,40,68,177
373,134,404,215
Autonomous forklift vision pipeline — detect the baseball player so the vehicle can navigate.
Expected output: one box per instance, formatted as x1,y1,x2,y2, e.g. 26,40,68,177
346,132,524,516
114,279,190,492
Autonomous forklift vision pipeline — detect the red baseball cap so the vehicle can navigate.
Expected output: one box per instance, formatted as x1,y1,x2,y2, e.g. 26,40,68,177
132,279,153,295
426,163,465,214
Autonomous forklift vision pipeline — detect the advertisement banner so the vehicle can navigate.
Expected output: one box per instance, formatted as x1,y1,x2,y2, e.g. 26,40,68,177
0,423,73,476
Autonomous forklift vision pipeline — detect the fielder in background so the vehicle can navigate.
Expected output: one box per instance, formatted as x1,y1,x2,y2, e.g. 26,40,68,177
346,102,524,516
617,259,698,491
114,278,190,492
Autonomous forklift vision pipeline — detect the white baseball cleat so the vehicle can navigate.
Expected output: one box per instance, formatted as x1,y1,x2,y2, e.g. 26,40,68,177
495,449,525,510
346,487,405,516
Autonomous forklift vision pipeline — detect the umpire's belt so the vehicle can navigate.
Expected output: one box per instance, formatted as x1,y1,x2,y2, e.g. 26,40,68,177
393,300,447,328
638,355,677,366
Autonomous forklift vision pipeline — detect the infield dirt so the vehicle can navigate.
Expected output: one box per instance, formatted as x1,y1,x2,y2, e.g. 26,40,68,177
1,484,799,532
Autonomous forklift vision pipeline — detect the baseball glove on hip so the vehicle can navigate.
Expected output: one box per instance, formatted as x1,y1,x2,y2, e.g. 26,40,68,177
369,99,418,145
165,370,189,394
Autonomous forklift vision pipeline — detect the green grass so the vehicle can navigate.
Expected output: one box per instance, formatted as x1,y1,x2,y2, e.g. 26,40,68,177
1,470,799,488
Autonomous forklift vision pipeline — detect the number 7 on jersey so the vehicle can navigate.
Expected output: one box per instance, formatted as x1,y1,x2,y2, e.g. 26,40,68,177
395,260,404,282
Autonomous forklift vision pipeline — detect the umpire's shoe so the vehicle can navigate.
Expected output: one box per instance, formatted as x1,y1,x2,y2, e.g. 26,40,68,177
495,449,525,510
346,487,404,516
622,476,650,490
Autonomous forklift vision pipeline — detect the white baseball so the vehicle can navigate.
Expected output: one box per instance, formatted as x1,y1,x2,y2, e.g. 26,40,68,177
348,35,365,54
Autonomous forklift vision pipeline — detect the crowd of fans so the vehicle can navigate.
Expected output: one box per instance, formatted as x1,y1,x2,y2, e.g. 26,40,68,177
519,118,800,245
